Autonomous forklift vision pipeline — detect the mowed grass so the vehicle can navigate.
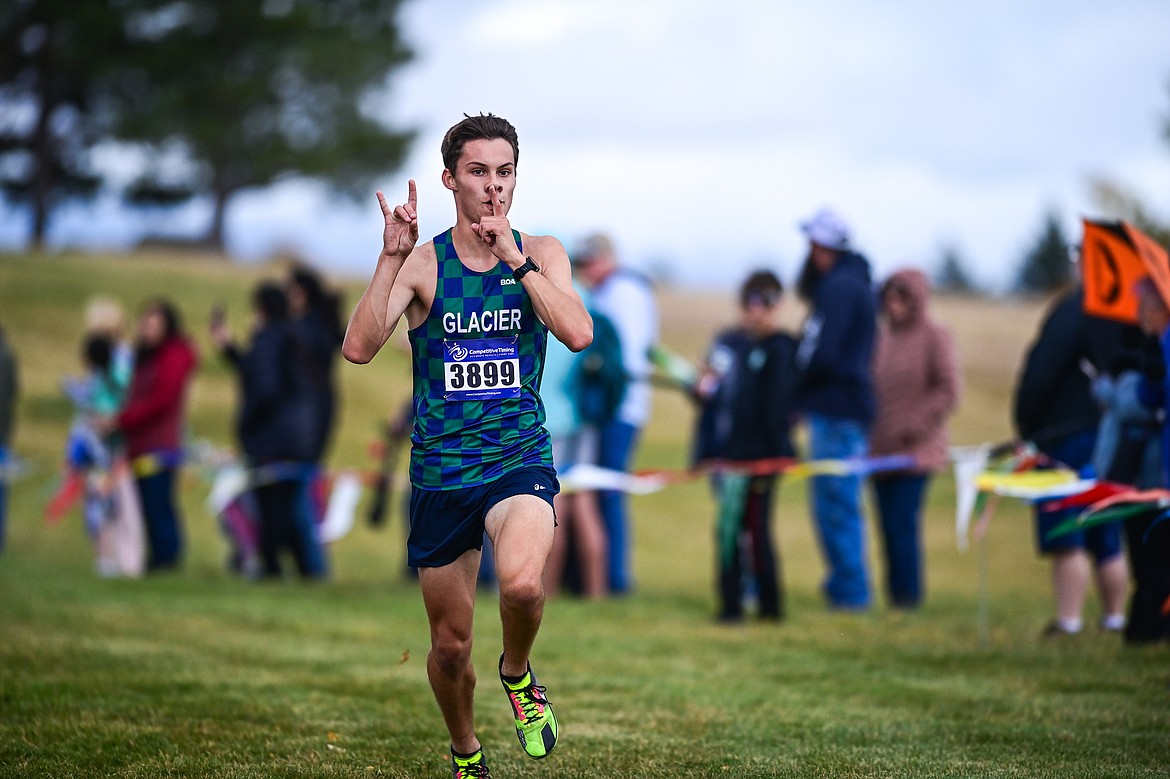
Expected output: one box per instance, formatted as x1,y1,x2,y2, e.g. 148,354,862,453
0,250,1167,779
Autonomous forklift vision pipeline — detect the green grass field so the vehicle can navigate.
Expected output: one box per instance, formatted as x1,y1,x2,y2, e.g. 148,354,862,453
0,251,1167,778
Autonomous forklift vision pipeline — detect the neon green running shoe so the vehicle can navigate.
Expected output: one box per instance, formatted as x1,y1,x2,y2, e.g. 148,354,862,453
499,655,558,759
450,746,491,778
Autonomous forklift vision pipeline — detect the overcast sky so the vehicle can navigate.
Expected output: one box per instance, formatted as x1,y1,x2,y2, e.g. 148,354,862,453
4,0,1169,291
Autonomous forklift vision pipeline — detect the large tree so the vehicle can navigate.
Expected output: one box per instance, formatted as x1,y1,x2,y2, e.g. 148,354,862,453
0,0,414,250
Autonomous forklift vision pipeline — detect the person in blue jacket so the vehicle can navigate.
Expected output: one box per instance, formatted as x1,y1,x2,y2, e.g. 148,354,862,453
794,207,877,610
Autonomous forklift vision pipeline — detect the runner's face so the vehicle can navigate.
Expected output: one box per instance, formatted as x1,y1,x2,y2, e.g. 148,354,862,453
447,138,517,217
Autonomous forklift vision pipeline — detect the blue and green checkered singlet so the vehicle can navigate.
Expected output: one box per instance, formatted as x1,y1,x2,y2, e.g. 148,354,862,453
407,228,553,490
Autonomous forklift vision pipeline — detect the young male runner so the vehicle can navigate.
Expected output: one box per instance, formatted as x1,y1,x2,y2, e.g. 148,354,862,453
342,114,593,778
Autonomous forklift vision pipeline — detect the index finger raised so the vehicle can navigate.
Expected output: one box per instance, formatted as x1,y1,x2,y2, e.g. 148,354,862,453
407,179,417,210
490,188,503,217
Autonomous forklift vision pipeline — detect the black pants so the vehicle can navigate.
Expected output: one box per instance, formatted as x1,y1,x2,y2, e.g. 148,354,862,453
1124,510,1170,644
1105,424,1169,644
717,475,784,620
254,479,311,579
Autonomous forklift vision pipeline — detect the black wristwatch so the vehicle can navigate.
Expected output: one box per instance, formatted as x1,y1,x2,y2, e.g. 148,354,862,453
512,256,540,281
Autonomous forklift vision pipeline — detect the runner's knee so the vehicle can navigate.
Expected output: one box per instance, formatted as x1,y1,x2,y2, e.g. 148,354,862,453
430,630,473,675
499,573,544,614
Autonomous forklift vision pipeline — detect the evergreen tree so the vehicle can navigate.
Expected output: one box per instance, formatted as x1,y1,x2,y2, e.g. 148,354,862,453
934,245,979,295
1015,211,1072,294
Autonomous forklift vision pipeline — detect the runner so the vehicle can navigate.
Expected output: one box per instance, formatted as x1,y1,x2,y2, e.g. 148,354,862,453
342,114,593,778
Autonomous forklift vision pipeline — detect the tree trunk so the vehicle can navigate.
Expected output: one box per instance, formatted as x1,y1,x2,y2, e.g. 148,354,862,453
205,187,229,251
29,26,56,250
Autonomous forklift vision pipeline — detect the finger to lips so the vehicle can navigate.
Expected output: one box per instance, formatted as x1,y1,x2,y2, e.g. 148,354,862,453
474,221,495,246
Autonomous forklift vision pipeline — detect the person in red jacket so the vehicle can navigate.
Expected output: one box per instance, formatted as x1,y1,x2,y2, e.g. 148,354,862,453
102,299,198,571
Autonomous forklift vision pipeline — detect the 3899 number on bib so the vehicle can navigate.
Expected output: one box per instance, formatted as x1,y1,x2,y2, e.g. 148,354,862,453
443,338,522,400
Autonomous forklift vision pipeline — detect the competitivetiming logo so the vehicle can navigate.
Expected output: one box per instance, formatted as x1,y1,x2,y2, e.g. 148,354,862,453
445,341,516,362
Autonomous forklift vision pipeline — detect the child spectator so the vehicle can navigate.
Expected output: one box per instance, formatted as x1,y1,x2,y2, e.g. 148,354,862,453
56,298,142,576
693,270,799,622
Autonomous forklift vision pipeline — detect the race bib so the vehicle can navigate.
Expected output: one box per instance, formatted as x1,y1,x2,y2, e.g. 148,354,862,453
443,337,522,400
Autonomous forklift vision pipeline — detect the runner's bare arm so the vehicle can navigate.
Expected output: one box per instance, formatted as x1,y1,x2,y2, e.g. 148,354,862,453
343,183,422,364
474,191,592,352
517,234,593,352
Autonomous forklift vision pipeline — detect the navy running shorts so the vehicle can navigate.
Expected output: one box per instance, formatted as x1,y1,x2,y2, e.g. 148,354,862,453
407,465,559,568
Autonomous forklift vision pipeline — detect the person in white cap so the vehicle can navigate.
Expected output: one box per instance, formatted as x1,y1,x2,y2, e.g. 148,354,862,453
794,207,877,611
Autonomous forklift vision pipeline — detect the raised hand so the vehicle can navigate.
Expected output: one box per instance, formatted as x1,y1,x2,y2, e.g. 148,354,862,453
472,188,521,264
378,179,419,260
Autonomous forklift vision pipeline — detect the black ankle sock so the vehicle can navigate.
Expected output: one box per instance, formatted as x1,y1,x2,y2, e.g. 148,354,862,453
501,667,529,685
451,746,481,759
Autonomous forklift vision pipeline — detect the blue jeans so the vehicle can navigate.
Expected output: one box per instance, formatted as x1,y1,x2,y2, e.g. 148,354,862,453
597,419,640,594
136,469,183,570
870,473,929,608
294,473,329,579
806,413,871,609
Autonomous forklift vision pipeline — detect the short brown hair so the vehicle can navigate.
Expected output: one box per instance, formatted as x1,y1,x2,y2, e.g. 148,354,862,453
739,269,783,308
441,113,519,173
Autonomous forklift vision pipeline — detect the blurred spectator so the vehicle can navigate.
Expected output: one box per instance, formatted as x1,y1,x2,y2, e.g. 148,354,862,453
100,299,197,572
213,283,326,580
693,270,798,622
286,265,345,574
1127,278,1170,643
540,284,607,599
868,269,961,609
286,264,345,462
573,232,658,594
794,207,877,611
1013,284,1130,636
62,330,143,576
79,299,141,576
0,325,18,553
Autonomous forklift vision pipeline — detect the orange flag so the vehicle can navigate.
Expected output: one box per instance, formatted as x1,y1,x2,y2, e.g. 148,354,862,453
1081,218,1170,323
